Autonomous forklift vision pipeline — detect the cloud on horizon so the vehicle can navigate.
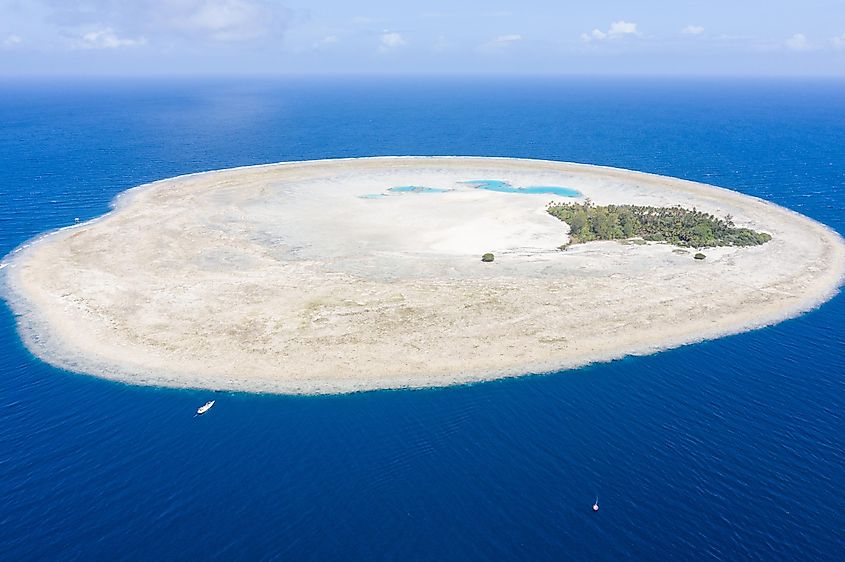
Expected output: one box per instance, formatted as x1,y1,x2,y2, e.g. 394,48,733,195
682,25,705,35
3,34,23,47
1,1,844,76
78,27,145,49
477,33,522,53
43,0,291,45
378,31,406,52
784,32,815,51
313,34,338,48
581,20,638,42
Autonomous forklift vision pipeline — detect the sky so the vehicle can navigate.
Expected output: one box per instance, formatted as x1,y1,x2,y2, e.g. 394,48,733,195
1,0,844,76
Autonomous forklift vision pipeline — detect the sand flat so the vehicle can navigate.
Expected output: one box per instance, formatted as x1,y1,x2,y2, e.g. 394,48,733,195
2,157,844,394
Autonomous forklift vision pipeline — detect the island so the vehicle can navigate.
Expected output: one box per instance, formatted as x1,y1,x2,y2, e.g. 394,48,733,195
1,157,843,394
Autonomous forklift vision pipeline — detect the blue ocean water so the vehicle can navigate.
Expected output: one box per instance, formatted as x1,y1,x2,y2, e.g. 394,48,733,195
463,179,581,197
1,77,844,560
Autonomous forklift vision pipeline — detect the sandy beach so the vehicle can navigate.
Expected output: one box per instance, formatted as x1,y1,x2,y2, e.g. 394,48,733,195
2,156,844,394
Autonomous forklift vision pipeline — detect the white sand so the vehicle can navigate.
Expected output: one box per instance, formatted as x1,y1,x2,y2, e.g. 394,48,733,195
2,157,844,394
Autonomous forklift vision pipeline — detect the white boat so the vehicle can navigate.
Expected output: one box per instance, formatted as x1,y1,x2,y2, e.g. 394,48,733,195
196,400,215,415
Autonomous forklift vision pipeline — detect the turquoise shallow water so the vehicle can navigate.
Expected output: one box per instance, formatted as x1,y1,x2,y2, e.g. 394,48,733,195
387,185,450,193
362,181,580,199
463,179,581,197
0,77,844,560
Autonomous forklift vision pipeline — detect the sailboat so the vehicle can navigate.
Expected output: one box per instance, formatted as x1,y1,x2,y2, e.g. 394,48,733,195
196,400,215,415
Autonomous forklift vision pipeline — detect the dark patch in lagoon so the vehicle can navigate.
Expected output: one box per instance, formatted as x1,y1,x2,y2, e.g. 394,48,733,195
358,185,450,199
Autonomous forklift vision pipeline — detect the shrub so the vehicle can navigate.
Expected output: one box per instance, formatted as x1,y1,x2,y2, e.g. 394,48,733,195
481,253,495,262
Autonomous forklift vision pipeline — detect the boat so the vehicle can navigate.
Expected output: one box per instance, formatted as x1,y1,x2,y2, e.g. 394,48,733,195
196,400,215,415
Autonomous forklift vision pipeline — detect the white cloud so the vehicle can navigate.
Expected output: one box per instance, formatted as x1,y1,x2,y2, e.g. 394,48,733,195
314,35,338,48
44,0,289,44
785,33,814,51
682,25,705,36
432,34,450,53
80,27,145,49
833,34,845,49
492,33,522,44
608,21,637,36
580,29,606,42
379,31,406,52
167,0,269,41
3,34,23,47
581,20,638,42
478,33,522,52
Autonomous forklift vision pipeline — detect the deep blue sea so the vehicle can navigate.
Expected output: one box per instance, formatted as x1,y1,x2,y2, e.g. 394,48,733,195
1,77,843,560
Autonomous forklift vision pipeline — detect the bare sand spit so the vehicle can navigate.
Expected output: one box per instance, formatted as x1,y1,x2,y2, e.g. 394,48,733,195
2,157,844,394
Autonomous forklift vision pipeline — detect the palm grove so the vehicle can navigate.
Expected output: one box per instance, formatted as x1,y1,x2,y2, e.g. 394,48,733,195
547,201,772,248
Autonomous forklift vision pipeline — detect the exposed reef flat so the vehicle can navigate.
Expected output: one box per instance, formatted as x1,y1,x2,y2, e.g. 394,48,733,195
2,157,844,394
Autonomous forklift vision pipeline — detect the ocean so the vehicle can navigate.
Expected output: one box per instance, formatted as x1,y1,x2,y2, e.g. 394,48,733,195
0,77,843,560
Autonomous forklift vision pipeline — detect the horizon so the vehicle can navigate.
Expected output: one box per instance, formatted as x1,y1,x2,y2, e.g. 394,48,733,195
2,1,844,78
4,72,845,81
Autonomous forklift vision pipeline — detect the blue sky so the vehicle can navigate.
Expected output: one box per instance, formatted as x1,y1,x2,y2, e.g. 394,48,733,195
1,0,844,76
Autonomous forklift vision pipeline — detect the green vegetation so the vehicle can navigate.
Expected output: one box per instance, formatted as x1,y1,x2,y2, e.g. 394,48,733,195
694,253,706,260
547,201,772,248
481,253,495,262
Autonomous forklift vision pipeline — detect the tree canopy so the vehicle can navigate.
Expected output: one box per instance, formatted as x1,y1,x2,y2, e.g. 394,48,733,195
547,201,772,248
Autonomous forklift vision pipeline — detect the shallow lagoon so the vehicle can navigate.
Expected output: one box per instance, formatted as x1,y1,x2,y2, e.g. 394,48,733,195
464,179,582,197
359,180,581,199
388,185,449,193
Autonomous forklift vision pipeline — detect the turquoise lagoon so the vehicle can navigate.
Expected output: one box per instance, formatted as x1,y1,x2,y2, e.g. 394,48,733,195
359,181,581,199
463,180,581,197
388,185,449,193
358,185,449,198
